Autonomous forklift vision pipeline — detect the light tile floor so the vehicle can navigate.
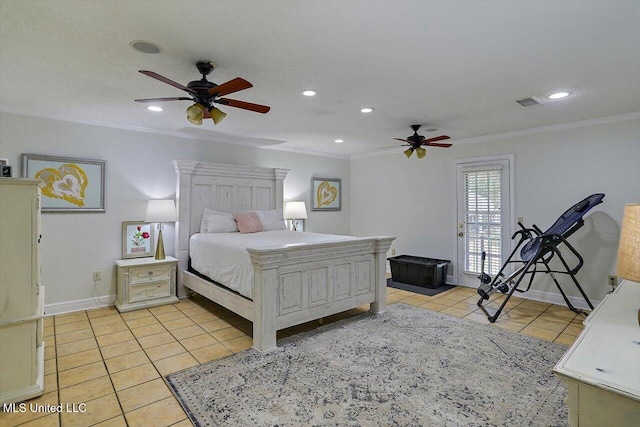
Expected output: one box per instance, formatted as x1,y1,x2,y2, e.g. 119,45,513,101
1,285,587,427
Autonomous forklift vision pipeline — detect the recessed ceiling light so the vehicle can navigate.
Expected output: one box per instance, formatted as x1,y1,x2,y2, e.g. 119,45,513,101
147,106,163,112
300,89,317,97
130,40,162,54
360,107,374,113
334,139,344,143
548,92,570,99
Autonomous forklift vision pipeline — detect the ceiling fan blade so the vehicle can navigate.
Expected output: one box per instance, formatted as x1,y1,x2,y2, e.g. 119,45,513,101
393,138,411,143
216,98,270,113
424,142,453,148
208,78,253,97
134,97,192,103
139,70,196,94
378,144,408,150
424,135,451,143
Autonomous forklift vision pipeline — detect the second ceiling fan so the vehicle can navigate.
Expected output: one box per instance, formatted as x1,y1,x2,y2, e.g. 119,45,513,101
135,61,270,126
391,125,452,158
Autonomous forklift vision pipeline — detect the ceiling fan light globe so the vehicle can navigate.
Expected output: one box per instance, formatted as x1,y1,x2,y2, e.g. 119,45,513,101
186,103,205,121
403,148,414,158
416,147,427,159
209,107,227,125
187,115,202,125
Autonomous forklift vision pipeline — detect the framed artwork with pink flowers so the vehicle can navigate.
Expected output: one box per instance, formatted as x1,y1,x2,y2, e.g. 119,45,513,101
122,221,155,259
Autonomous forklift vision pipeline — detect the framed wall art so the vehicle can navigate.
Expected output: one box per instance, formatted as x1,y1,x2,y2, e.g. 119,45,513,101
122,221,155,259
311,177,341,211
286,219,305,232
22,154,106,212
0,159,10,178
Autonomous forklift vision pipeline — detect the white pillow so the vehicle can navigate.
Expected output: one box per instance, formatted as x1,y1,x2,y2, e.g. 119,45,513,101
200,208,239,233
256,209,287,231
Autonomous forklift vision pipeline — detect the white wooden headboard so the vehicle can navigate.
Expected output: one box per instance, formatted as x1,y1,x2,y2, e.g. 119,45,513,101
172,160,290,286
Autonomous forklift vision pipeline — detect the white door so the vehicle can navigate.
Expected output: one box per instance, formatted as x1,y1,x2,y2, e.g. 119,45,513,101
455,157,513,288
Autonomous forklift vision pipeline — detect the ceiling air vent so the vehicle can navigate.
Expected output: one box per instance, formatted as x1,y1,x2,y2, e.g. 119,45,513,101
515,97,542,107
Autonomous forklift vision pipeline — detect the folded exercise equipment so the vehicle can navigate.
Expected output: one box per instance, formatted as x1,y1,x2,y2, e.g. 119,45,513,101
476,193,605,322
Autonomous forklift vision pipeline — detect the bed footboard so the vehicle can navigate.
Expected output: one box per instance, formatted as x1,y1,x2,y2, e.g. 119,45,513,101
247,236,394,352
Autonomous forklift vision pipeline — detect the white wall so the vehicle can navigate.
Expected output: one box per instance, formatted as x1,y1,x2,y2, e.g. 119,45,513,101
2,112,638,313
351,117,640,306
0,112,350,311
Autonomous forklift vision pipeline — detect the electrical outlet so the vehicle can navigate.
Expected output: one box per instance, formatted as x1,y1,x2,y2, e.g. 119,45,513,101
391,248,396,256
608,275,617,287
93,270,102,281
517,217,524,224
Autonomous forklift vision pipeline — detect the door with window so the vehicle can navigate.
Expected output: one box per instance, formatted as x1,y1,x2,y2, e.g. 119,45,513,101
455,157,512,287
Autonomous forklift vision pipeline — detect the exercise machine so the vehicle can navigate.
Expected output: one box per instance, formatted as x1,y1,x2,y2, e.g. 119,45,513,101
476,193,605,322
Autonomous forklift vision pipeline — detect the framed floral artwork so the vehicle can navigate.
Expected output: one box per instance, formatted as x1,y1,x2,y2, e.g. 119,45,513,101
22,153,106,212
311,177,341,211
122,221,155,259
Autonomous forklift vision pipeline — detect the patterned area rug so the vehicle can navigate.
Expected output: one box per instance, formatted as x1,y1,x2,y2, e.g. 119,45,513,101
166,304,568,427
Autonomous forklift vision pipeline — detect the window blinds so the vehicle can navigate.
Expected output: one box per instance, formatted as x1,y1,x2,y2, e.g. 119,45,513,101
463,168,503,275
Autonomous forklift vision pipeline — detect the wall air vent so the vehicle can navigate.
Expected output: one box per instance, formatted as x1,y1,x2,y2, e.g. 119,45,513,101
516,97,542,107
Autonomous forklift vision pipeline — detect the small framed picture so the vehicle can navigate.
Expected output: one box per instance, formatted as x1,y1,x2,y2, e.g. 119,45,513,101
0,159,10,177
287,219,305,232
311,177,341,211
122,221,155,259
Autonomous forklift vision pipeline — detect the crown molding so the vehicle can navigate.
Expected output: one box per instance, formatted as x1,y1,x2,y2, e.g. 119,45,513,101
350,111,640,160
2,106,637,161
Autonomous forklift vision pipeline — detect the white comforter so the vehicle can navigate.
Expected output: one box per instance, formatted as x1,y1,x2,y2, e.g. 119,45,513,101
189,230,357,299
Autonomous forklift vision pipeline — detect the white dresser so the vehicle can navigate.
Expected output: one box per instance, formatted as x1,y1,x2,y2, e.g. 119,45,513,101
115,256,178,312
0,179,45,404
553,279,640,427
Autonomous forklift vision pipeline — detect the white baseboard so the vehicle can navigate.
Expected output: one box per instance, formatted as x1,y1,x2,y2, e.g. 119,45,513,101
44,295,116,316
44,294,189,316
456,284,600,310
44,284,597,317
521,288,600,311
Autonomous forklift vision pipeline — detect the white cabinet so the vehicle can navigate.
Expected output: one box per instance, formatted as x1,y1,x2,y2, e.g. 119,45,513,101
115,256,178,312
0,179,45,404
553,279,640,426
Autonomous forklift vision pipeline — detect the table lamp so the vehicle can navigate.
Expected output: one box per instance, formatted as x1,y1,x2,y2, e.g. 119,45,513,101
145,199,177,260
284,201,308,231
616,204,640,325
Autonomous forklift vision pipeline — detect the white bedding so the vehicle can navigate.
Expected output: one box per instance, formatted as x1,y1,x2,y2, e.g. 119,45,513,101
189,230,357,299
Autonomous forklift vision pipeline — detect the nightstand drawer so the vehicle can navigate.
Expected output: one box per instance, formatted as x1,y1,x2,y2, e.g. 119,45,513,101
128,264,171,285
129,281,170,302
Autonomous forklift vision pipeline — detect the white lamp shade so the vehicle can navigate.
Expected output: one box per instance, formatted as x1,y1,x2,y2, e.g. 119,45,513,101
284,201,308,219
617,203,640,282
145,200,177,223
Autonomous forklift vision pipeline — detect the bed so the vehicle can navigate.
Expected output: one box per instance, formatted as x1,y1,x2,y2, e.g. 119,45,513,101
173,160,394,352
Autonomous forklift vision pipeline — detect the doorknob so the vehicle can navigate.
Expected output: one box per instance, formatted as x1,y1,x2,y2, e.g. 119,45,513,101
458,232,464,237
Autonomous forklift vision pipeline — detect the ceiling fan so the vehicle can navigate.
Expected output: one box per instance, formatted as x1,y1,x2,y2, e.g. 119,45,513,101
385,124,452,158
135,61,270,126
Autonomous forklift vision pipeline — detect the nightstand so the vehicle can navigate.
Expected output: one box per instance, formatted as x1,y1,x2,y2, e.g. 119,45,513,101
115,256,179,312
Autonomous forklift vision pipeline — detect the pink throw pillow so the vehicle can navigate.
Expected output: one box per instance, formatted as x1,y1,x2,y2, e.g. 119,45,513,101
233,211,264,234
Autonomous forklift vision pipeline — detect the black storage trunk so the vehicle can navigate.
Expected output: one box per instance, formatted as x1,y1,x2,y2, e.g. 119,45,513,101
388,255,450,289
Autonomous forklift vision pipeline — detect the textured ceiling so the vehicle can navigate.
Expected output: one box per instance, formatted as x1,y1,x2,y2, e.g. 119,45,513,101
1,0,639,158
